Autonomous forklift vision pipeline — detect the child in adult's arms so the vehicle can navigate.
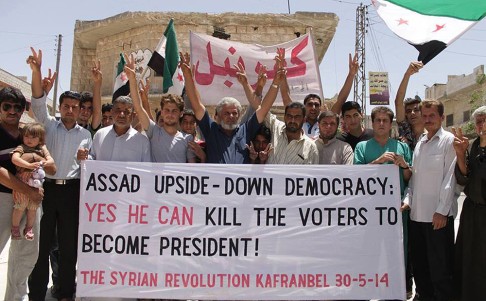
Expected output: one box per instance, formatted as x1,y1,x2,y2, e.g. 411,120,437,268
10,122,56,240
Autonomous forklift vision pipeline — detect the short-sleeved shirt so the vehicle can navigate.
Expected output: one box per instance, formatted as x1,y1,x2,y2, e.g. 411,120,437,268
146,120,194,163
398,120,418,151
337,128,374,150
264,113,319,165
354,138,412,197
197,110,261,164
0,125,22,193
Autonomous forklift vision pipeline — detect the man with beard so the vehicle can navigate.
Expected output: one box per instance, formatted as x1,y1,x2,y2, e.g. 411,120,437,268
315,111,353,165
125,54,195,163
265,101,319,164
280,53,359,140
180,51,284,164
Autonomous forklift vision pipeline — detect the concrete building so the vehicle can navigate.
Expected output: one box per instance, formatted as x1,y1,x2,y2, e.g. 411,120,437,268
425,65,486,135
71,11,338,110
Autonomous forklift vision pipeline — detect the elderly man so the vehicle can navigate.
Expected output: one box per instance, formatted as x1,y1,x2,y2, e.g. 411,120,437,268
180,51,283,164
87,96,151,162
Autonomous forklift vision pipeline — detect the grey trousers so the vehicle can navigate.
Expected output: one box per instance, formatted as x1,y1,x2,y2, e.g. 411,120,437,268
0,192,40,301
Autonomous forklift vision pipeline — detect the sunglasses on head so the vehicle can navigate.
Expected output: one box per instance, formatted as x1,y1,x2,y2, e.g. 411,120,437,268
1,103,23,113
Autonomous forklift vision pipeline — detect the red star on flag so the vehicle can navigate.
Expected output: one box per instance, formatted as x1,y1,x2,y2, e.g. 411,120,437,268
433,24,446,32
396,18,408,25
177,72,183,82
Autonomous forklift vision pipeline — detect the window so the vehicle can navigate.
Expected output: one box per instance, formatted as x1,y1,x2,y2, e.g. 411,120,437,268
446,114,454,127
463,110,470,123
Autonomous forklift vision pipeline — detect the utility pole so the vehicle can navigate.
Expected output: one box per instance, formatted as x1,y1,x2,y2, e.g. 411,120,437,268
52,34,62,116
354,4,367,120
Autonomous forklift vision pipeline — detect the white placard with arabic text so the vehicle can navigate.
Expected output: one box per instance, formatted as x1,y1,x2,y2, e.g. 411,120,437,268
190,32,322,105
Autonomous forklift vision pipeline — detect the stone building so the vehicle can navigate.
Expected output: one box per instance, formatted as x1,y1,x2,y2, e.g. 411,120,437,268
71,11,338,111
425,65,486,134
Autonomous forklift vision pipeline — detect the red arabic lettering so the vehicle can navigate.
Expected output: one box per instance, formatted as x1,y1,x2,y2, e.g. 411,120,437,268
194,36,309,86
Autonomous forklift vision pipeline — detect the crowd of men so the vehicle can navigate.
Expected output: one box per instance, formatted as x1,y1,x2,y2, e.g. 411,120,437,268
0,45,482,301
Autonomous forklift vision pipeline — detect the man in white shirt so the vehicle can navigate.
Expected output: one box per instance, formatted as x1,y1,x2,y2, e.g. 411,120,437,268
87,96,151,162
265,102,319,165
404,99,456,301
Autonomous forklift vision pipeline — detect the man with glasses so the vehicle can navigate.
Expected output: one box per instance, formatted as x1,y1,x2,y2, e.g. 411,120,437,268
280,53,359,140
27,48,92,301
315,111,353,165
0,86,44,301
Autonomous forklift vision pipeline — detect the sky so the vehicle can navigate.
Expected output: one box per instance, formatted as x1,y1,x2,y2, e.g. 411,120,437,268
1,0,486,114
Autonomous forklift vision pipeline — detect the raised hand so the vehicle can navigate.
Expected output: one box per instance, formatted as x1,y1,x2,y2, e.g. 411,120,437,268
139,79,150,103
123,53,136,80
246,142,259,162
179,52,193,78
349,52,359,76
26,47,42,71
41,68,57,95
406,61,423,76
91,60,103,84
258,143,273,164
451,127,469,156
255,65,267,93
272,48,287,86
234,62,248,86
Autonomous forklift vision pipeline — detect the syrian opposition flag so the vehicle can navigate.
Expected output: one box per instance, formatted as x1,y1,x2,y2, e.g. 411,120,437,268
147,19,184,95
112,53,130,101
373,0,486,64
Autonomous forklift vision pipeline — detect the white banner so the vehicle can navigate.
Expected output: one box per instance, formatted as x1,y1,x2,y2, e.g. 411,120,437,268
190,32,323,106
77,161,405,300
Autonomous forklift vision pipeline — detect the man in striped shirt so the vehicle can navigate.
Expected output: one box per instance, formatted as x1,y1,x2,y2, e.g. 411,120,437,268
264,101,319,165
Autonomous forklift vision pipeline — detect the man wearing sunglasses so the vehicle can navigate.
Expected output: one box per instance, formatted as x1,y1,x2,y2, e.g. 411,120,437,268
0,86,45,301
27,47,92,301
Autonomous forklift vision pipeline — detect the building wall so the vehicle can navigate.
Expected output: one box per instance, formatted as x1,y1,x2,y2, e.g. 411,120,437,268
425,65,486,131
71,11,338,109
